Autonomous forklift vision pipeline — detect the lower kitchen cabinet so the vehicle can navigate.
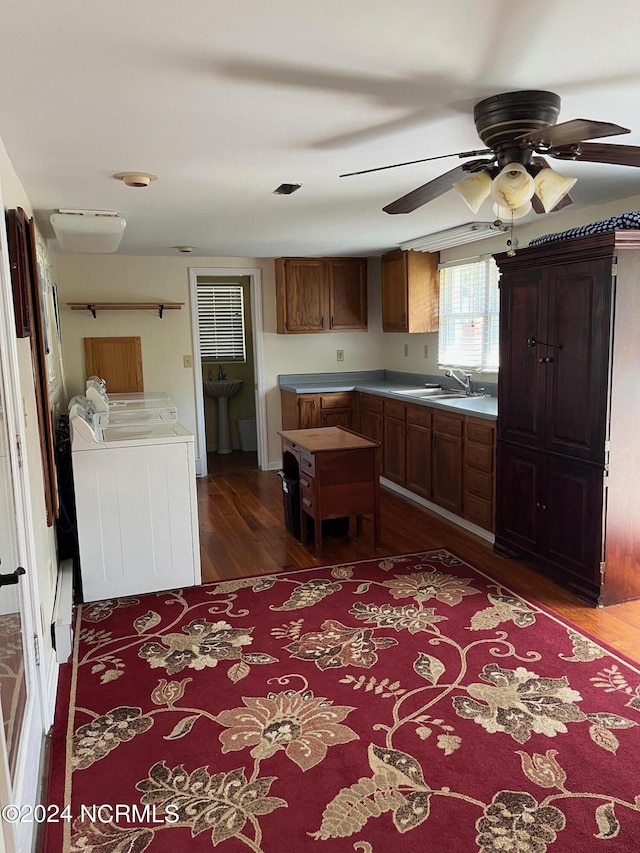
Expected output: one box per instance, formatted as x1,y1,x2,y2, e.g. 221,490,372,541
382,399,406,485
463,417,495,531
357,393,384,445
281,389,353,430
406,404,432,499
431,411,464,514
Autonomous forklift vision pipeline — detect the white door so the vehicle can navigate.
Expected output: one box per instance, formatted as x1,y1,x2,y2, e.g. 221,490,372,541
0,218,45,850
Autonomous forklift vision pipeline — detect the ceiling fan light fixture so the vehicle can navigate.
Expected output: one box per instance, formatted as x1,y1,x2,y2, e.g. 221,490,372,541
452,170,492,214
534,167,577,213
492,200,532,220
491,163,535,210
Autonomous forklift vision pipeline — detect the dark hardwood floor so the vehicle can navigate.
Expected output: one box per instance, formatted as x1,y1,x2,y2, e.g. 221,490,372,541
199,451,640,663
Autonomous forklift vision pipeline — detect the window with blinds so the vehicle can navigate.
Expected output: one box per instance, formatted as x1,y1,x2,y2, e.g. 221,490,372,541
437,258,499,371
197,283,246,361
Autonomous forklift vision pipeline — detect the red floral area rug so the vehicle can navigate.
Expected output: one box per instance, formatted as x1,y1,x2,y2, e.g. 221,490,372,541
46,550,640,852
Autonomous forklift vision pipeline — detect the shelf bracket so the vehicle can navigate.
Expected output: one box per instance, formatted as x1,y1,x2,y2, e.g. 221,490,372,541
158,304,165,319
87,304,97,318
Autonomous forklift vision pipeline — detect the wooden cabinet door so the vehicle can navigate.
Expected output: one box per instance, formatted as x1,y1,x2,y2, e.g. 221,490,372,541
544,457,603,590
84,336,143,392
275,259,328,332
321,408,352,429
495,442,543,556
328,259,367,330
545,259,610,463
431,412,463,514
359,409,383,444
383,416,406,484
498,266,547,449
406,420,432,499
381,252,408,331
298,395,321,429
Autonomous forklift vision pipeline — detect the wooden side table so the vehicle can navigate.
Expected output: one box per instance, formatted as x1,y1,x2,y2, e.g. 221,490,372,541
278,426,381,553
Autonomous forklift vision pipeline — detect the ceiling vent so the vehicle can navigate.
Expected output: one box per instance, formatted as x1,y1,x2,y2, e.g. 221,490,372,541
273,183,302,195
50,209,126,253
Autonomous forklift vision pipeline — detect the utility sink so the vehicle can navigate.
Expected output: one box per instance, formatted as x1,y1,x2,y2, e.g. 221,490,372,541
203,379,243,454
204,379,243,398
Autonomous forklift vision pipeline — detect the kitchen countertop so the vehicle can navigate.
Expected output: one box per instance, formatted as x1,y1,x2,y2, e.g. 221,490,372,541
279,371,497,421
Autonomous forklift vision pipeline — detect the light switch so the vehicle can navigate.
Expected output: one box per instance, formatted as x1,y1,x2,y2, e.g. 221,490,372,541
183,354,193,368
337,349,344,362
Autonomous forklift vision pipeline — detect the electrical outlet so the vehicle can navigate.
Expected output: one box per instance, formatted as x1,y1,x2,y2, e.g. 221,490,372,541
183,354,193,368
404,344,409,357
424,344,429,359
336,349,344,362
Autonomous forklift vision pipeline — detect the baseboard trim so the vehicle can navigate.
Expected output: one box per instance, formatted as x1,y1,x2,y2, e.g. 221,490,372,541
380,478,495,544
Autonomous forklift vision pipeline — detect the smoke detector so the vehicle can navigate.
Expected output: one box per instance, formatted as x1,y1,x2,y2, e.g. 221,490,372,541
113,171,158,188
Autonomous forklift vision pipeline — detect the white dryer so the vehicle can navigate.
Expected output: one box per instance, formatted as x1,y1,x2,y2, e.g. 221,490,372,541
69,395,176,427
69,404,201,602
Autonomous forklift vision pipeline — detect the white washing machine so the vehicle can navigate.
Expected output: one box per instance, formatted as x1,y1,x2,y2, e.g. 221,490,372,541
85,382,177,417
69,403,201,602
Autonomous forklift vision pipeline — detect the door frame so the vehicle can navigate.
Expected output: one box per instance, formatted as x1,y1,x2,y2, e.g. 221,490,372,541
0,180,47,852
189,267,266,477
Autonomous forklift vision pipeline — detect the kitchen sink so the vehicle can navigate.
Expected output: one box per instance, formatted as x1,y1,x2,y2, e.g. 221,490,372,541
388,388,487,400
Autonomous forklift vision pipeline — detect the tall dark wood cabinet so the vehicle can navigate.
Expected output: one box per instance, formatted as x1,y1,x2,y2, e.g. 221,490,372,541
495,231,640,605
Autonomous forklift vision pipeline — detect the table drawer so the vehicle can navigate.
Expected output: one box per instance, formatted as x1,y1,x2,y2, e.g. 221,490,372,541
300,450,315,477
433,411,463,437
466,418,495,446
406,404,432,428
300,476,315,512
384,399,406,420
466,442,494,473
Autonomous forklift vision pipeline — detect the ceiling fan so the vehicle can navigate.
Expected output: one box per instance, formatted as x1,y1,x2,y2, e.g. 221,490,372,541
341,91,640,218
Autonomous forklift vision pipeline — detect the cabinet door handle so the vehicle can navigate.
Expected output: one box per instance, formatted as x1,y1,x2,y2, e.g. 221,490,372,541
321,316,325,329
331,315,334,327
302,497,312,508
313,400,316,410
300,477,310,488
538,357,554,364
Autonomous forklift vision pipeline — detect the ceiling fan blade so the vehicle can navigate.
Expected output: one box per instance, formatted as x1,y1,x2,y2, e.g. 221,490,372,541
340,148,491,178
550,142,640,168
383,163,481,214
516,119,630,148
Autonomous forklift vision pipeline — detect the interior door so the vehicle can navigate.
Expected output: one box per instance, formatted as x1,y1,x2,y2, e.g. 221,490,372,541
84,335,143,392
0,345,42,853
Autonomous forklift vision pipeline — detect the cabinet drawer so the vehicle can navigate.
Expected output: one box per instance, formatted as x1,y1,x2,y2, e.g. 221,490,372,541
359,393,383,414
384,399,406,420
465,467,493,500
466,442,494,473
320,392,353,409
406,404,432,428
300,450,316,477
433,411,463,437
464,493,493,530
466,418,495,446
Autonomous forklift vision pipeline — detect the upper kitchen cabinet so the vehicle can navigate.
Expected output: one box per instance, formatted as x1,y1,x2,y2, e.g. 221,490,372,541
381,249,439,332
275,257,367,333
495,230,640,606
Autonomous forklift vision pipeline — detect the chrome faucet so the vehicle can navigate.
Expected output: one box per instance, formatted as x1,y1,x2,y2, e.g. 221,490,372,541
218,364,226,380
445,368,473,395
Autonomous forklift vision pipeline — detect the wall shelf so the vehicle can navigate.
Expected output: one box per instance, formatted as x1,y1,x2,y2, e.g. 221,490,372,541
67,302,184,318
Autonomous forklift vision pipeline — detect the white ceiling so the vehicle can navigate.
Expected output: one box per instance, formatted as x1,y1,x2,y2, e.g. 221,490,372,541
2,0,640,258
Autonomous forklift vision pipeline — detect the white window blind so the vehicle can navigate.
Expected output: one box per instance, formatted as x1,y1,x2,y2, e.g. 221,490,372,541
197,283,246,361
437,258,499,371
